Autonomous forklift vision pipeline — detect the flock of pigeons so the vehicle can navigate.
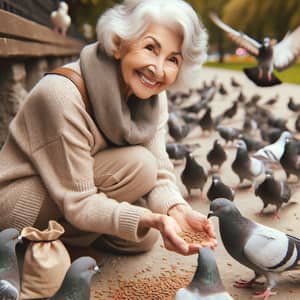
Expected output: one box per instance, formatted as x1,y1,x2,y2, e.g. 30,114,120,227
166,76,300,299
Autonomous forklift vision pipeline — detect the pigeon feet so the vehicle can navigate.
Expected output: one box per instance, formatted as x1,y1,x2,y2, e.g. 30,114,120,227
252,287,277,299
234,278,263,288
271,212,280,220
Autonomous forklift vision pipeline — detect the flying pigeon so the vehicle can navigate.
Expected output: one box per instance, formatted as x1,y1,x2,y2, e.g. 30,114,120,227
254,170,291,219
209,13,300,87
253,131,292,163
175,247,233,300
206,174,235,202
0,228,22,300
206,139,227,171
231,140,265,186
181,151,207,200
50,1,71,36
49,256,101,300
208,198,300,300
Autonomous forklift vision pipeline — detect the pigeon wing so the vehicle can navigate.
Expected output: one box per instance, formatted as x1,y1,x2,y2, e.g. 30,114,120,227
209,12,261,56
244,225,297,272
273,25,300,71
0,280,19,300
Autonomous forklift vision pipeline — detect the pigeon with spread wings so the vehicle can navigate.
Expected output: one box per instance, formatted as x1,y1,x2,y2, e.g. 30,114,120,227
209,12,300,87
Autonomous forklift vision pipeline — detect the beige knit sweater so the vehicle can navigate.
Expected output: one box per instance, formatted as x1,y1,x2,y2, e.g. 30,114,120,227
0,60,188,242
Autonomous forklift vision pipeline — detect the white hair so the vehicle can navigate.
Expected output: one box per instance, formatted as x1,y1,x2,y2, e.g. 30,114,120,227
96,0,208,91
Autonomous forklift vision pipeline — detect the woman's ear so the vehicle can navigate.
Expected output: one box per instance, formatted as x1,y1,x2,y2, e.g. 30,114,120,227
113,35,122,60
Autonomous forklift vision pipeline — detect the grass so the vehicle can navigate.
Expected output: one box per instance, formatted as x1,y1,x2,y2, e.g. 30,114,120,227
204,61,300,85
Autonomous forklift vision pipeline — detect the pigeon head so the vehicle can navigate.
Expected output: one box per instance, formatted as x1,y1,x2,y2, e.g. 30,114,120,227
0,228,22,248
190,247,224,289
208,198,240,219
263,37,271,47
212,173,221,183
280,131,292,142
59,1,69,12
236,139,247,150
68,257,100,283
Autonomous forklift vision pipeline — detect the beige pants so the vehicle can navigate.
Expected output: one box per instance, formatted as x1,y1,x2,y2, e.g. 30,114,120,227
32,146,159,253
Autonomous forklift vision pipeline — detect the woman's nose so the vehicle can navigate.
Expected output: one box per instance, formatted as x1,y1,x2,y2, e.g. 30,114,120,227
147,59,164,80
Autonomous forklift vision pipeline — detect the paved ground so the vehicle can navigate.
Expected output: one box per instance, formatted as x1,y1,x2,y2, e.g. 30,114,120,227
87,67,300,300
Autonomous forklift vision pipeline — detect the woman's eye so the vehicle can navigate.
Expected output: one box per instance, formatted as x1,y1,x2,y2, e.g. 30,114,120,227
169,56,178,65
145,44,154,51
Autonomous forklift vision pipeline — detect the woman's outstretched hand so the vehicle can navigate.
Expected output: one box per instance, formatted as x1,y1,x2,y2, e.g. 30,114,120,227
168,204,217,254
138,204,217,255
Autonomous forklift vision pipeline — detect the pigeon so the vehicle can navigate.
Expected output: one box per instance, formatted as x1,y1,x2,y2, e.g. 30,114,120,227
231,140,265,186
253,131,292,163
49,256,100,300
0,228,22,300
168,113,190,142
254,170,291,218
280,138,300,180
287,97,300,113
181,152,207,200
263,94,279,106
199,107,214,135
222,101,238,119
207,174,235,202
209,13,300,87
243,118,258,136
238,134,266,152
230,77,241,88
219,83,228,95
206,139,227,170
208,198,300,299
50,1,71,36
295,115,300,133
259,126,283,144
216,125,241,145
237,91,246,103
166,143,200,161
175,247,233,300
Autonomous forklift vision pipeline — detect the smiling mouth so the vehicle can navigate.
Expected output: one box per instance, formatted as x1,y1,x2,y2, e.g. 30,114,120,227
137,71,159,88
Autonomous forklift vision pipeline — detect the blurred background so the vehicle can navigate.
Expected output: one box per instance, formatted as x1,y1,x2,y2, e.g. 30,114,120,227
68,0,300,84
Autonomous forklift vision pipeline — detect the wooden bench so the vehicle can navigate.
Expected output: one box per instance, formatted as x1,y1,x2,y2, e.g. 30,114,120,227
0,9,84,57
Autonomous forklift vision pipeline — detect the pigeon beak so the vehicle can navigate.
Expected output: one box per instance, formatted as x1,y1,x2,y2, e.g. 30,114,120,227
16,235,23,244
207,211,214,218
94,265,101,273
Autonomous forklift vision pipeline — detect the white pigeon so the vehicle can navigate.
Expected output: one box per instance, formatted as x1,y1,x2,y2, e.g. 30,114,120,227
209,198,300,300
253,131,292,163
50,1,71,36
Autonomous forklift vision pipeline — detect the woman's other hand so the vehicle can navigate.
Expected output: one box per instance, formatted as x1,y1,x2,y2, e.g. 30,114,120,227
168,204,217,253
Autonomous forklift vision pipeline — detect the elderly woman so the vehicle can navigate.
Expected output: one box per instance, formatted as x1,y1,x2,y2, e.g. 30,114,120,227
0,0,216,255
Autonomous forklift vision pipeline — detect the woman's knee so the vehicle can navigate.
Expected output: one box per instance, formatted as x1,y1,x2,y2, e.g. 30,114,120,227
94,146,158,202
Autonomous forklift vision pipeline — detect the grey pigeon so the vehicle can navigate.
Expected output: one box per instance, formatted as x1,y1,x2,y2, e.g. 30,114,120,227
207,174,235,202
280,138,300,180
231,140,265,186
210,13,300,87
216,125,241,145
49,256,100,300
254,170,291,218
0,228,22,300
206,139,227,170
181,152,207,200
175,247,233,300
208,198,300,299
253,131,292,163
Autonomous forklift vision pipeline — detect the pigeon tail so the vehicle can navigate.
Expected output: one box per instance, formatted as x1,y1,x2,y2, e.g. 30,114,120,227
243,67,281,87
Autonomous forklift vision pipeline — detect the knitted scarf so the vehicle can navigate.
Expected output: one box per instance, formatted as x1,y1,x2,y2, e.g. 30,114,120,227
80,42,160,146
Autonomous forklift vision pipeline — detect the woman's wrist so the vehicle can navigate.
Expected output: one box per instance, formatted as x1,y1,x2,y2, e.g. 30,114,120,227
137,211,160,237
167,204,190,217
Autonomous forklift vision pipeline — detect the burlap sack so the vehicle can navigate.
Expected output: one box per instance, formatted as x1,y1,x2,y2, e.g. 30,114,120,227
20,220,71,299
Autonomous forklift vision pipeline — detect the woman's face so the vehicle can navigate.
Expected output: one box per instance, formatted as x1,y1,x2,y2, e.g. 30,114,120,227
114,22,183,99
